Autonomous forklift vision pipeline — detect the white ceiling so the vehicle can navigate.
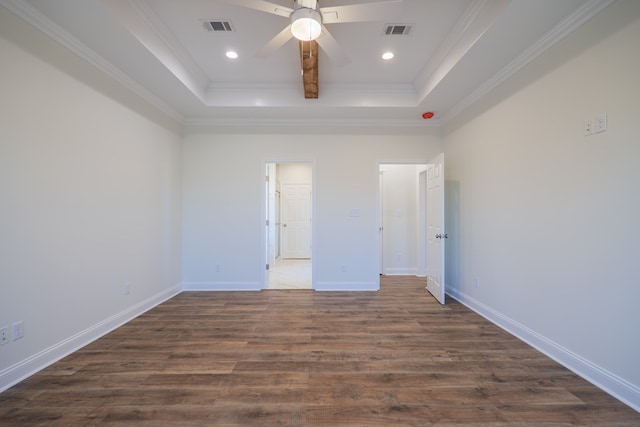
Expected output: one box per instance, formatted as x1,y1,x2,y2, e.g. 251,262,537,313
2,0,616,127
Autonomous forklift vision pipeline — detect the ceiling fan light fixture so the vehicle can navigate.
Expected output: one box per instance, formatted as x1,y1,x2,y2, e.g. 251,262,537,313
290,7,322,41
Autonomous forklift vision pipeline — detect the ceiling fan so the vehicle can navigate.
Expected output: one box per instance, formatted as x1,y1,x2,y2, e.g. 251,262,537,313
225,0,403,98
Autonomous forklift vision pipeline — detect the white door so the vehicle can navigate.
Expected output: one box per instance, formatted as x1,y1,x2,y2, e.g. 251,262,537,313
426,153,446,304
282,184,311,258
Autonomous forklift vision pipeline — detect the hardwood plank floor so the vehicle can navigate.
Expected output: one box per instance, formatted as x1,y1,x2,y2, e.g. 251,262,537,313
1,276,638,426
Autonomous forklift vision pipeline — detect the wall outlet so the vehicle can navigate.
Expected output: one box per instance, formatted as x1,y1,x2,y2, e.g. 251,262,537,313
11,321,24,341
340,265,347,272
584,119,593,136
474,276,480,289
0,326,8,346
216,264,221,273
123,282,130,295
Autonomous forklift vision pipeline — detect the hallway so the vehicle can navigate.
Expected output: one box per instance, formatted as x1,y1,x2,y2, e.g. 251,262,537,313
267,258,312,290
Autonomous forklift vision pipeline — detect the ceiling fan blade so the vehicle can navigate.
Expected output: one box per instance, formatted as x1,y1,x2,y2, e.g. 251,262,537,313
220,0,292,18
321,0,402,24
256,24,294,58
316,25,350,66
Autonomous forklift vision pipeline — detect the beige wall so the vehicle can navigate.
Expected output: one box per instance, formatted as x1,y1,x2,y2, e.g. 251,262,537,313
181,129,442,291
0,9,183,387
443,0,640,408
2,0,639,411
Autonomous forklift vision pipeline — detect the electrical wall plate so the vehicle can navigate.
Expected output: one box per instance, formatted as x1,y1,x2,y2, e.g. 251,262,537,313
0,326,8,346
595,113,607,133
585,113,607,136
585,119,593,136
12,321,24,341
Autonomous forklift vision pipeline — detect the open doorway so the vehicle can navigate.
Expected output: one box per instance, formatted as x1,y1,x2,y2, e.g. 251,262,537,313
265,162,313,289
379,164,427,277
379,156,446,305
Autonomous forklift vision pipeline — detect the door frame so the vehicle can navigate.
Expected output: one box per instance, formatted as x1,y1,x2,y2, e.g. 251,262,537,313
262,160,316,290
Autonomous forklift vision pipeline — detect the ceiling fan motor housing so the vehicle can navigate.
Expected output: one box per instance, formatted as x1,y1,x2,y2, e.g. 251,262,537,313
290,3,322,41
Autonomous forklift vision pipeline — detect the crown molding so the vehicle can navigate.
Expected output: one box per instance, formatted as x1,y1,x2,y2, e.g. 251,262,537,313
0,0,183,123
205,82,418,108
101,0,209,102
207,82,416,94
440,0,618,125
413,0,510,102
2,0,615,129
413,0,487,93
132,0,210,90
183,116,440,129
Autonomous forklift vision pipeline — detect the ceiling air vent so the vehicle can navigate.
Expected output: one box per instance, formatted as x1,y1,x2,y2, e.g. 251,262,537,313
383,24,413,36
203,20,234,32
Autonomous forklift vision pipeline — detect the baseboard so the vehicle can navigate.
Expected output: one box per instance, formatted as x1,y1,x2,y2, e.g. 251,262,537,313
0,284,182,393
447,287,640,412
314,281,379,291
182,281,262,291
383,268,418,276
182,281,379,291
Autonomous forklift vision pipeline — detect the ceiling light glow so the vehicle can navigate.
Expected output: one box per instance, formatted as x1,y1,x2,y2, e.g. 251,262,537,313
226,51,238,59
382,52,394,60
290,7,322,41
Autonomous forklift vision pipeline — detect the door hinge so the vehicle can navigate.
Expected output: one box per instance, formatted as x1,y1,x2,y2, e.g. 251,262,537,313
266,264,270,270
266,219,269,226
265,175,269,182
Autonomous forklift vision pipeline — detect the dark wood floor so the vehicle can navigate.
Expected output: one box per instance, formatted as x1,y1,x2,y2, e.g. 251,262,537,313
1,276,638,426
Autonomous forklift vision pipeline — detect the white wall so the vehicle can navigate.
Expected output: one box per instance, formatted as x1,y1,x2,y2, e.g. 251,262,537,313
182,130,442,291
0,9,182,390
443,0,640,409
6,0,638,411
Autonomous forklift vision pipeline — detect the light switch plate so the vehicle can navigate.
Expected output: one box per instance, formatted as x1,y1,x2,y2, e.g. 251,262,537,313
595,113,607,133
12,321,24,341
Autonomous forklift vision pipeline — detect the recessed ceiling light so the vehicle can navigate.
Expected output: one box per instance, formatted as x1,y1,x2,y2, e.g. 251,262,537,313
226,51,238,59
382,52,394,61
